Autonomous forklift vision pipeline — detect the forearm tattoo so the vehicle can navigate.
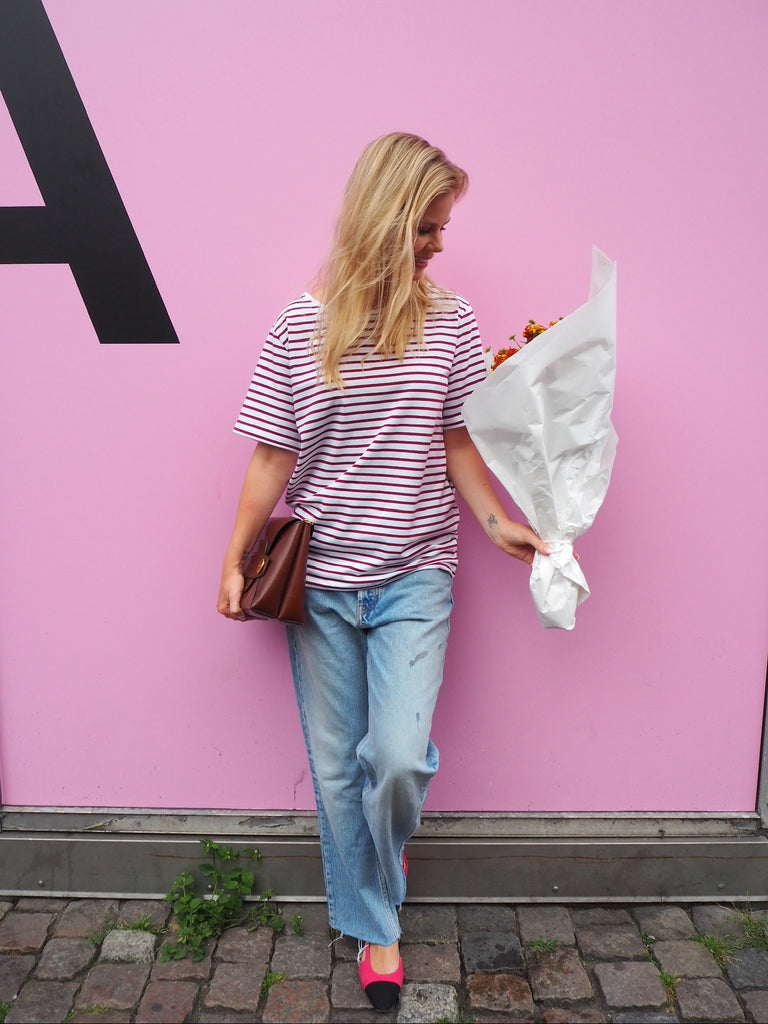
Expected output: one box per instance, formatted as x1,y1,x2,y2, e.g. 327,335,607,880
487,513,498,528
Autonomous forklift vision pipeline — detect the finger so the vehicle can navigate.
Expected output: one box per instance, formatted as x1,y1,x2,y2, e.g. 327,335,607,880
228,585,244,618
525,526,550,556
530,534,550,556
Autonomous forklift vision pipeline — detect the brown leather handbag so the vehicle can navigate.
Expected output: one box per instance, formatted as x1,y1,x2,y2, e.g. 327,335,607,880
240,517,313,624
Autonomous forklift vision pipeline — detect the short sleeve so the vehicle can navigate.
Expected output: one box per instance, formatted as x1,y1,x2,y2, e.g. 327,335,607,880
442,301,489,430
233,316,301,452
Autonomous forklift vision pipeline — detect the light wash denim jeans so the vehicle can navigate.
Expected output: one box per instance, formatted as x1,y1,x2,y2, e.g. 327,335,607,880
286,568,453,946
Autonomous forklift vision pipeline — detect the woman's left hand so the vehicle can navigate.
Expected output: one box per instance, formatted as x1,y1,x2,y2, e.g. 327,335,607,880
444,427,552,566
488,515,550,565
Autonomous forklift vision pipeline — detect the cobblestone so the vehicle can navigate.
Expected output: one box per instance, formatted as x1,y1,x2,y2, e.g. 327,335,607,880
690,903,747,939
262,978,330,1023
271,930,330,978
74,963,151,1011
100,929,157,964
611,1014,679,1024
675,975,745,1021
460,930,525,972
458,904,518,935
116,901,171,933
402,940,461,982
593,960,667,1010
517,903,576,946
329,960,370,1011
572,907,634,927
196,1013,254,1024
150,950,213,981
5,979,78,1023
204,961,263,1011
726,947,768,989
13,899,68,914
543,1010,608,1023
742,989,768,1021
135,979,197,1024
400,904,457,943
576,924,648,960
215,925,272,964
0,912,55,953
631,904,696,940
0,895,765,1022
35,936,94,979
467,971,535,1015
652,937,722,978
53,899,120,939
397,982,459,1023
526,944,593,1002
0,954,35,1000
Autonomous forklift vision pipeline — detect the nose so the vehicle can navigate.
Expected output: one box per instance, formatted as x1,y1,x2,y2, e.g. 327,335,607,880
430,229,444,253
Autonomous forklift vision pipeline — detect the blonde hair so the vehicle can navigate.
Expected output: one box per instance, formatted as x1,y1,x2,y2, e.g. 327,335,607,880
313,133,468,388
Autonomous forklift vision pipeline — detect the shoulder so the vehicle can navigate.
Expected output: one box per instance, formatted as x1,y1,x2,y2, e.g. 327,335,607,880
425,289,477,329
426,282,473,312
453,293,476,322
446,290,472,311
270,293,321,340
278,291,321,321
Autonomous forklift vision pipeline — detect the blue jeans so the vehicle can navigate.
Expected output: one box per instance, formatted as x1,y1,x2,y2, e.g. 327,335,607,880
286,569,453,945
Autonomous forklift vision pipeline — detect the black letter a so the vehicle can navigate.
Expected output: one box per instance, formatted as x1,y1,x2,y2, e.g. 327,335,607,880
0,0,178,343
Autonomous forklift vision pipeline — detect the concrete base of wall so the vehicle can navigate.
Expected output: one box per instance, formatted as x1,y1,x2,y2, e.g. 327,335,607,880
2,809,767,902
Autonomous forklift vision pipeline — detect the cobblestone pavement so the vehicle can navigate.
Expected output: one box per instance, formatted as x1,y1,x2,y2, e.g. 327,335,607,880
2,897,768,1023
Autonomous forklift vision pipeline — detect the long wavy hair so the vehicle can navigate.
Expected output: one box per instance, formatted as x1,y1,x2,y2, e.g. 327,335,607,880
312,133,468,388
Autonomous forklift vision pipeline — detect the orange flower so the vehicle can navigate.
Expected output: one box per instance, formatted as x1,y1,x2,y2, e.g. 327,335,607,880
488,318,562,370
490,346,519,370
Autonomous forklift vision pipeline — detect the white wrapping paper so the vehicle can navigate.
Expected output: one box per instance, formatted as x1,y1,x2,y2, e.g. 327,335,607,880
463,247,617,629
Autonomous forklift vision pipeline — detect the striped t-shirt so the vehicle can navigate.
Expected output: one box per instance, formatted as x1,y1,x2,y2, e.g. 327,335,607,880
234,291,488,588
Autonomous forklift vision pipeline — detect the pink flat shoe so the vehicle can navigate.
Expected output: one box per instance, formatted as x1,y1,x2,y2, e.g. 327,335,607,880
358,942,403,1013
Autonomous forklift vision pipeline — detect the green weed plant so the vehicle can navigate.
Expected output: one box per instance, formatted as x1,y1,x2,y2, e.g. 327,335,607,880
528,937,558,951
694,902,768,971
161,838,299,961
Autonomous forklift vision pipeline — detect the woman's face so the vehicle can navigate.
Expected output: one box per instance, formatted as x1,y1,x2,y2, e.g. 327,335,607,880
413,192,455,280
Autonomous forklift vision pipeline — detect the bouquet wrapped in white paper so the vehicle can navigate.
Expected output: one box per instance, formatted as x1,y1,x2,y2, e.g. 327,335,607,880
463,247,617,630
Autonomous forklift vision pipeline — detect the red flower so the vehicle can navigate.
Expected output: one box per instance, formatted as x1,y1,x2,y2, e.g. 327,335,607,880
488,318,562,370
489,346,519,370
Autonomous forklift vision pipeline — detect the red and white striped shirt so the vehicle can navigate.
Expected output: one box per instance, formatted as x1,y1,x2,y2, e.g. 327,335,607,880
234,292,487,588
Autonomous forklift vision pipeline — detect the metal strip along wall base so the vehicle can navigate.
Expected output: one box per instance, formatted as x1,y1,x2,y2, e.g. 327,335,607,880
1,809,767,902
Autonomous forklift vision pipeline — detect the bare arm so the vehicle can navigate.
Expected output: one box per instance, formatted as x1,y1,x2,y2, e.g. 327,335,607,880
444,426,549,565
217,443,298,618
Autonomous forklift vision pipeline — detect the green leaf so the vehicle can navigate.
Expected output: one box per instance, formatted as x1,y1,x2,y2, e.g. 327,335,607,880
160,837,296,961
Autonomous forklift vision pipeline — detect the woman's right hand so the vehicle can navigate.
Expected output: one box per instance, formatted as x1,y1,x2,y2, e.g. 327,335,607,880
217,564,246,620
216,442,298,621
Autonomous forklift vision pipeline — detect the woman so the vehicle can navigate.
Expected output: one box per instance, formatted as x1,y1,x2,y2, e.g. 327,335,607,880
217,132,548,1012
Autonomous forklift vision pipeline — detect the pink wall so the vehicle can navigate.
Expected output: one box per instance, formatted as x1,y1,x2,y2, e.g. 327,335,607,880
1,0,766,814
